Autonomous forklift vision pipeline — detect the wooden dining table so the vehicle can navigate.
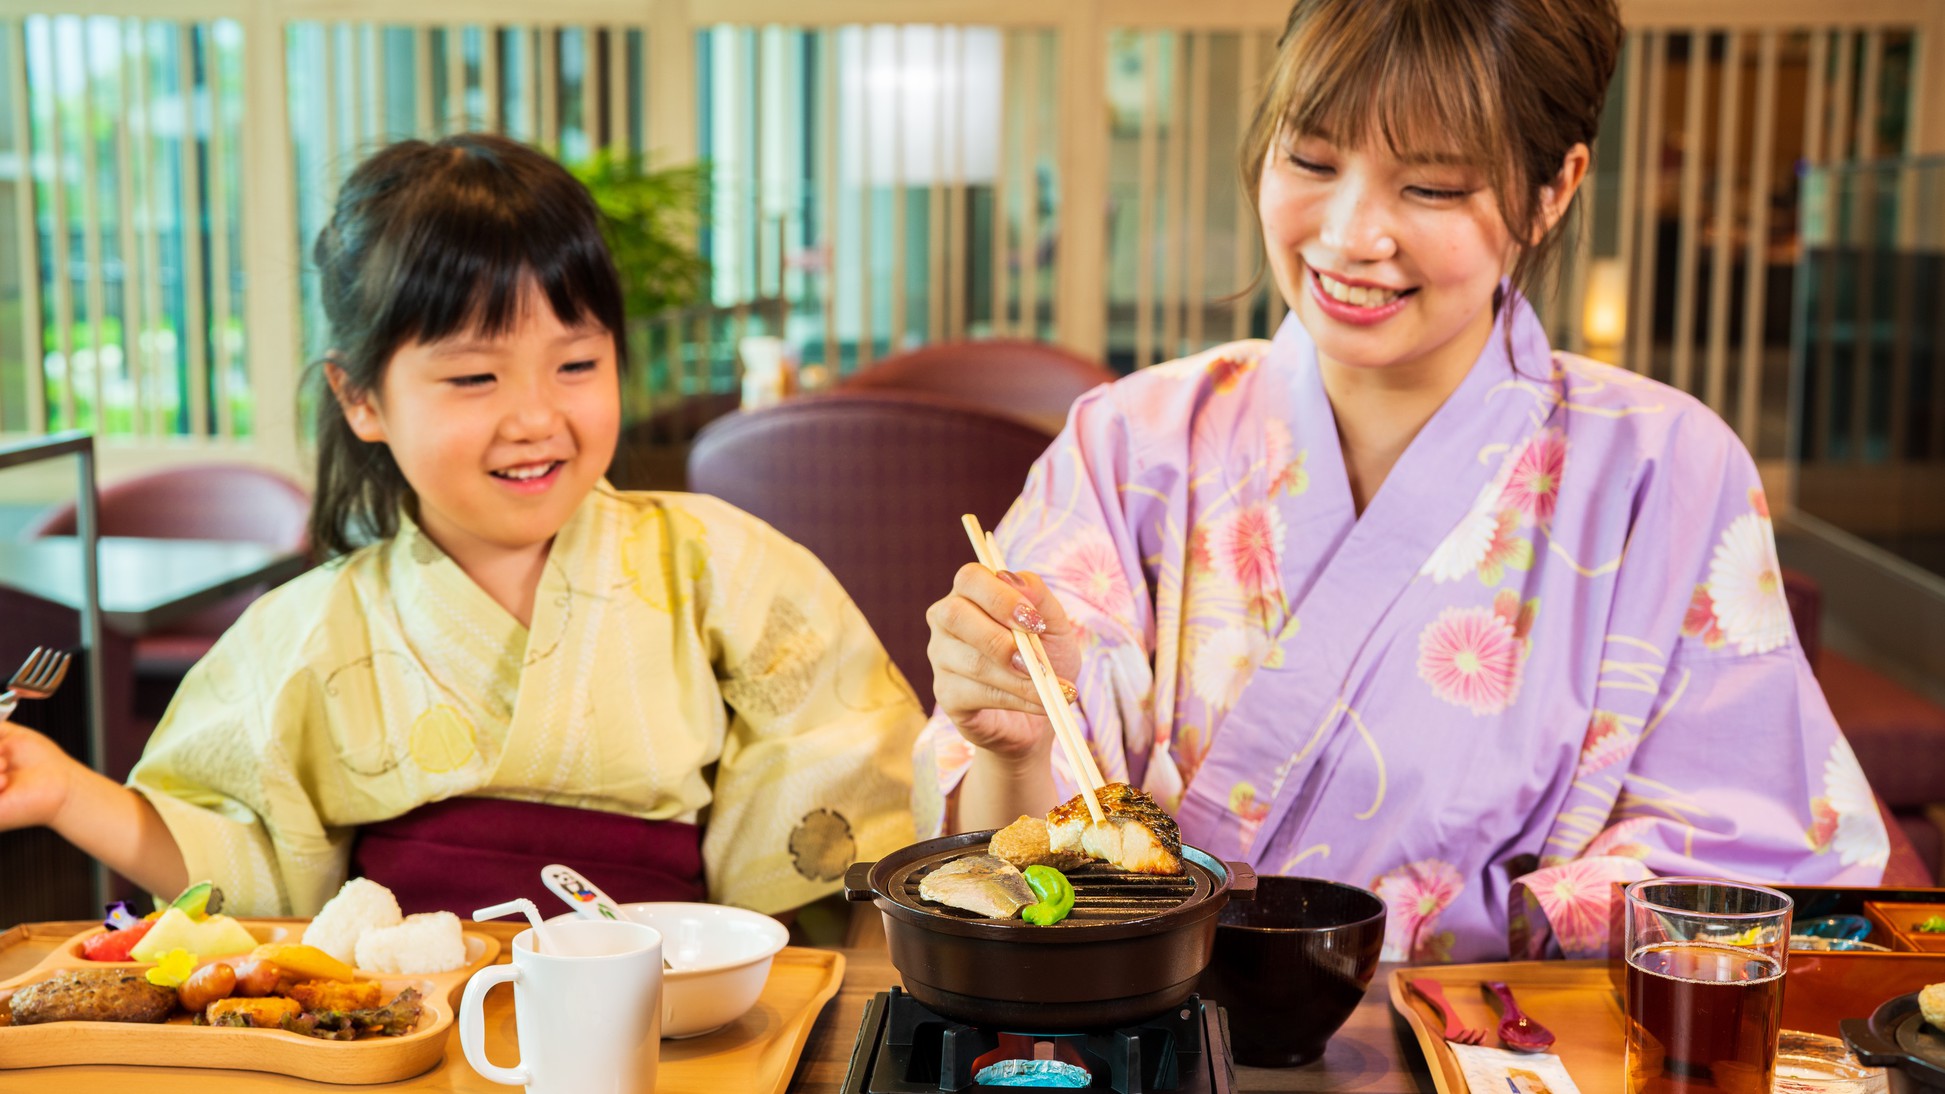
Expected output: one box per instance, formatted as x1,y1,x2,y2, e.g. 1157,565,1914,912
0,917,1438,1093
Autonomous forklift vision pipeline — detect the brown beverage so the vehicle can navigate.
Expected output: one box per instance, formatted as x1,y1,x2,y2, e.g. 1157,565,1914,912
1625,941,1783,1094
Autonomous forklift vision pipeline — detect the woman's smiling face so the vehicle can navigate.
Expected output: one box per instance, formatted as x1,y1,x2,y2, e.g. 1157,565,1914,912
1258,129,1517,382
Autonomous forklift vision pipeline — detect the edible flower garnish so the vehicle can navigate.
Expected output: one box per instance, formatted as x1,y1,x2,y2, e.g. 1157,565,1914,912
103,901,142,931
146,948,198,988
1917,915,1945,934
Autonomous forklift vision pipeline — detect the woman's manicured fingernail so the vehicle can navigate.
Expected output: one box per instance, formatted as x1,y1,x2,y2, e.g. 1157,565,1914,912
1010,651,1030,676
1058,679,1079,705
1013,602,1047,634
995,570,1030,592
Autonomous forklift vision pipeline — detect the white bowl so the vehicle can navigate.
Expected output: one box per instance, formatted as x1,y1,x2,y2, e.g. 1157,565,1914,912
547,902,788,1038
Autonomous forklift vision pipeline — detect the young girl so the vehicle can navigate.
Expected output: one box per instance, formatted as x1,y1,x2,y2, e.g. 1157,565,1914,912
927,0,1888,961
0,133,924,917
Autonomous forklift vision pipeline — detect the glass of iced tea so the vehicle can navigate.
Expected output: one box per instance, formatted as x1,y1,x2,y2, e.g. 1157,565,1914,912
1623,878,1793,1094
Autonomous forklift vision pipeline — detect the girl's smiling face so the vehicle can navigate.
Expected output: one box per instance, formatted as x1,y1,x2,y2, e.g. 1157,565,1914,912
334,282,620,568
1259,130,1516,384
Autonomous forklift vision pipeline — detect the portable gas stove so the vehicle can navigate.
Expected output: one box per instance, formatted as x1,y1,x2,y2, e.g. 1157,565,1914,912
839,987,1234,1093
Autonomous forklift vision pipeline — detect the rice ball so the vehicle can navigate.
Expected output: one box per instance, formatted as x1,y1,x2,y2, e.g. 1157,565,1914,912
303,877,403,965
355,912,467,975
1921,982,1945,1030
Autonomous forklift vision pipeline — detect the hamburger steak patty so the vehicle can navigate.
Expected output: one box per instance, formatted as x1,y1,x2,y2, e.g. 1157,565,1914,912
8,969,176,1024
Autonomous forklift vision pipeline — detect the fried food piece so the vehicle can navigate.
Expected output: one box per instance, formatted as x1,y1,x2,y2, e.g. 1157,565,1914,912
1047,782,1184,875
206,995,303,1029
7,969,175,1024
288,979,385,1014
1920,982,1945,1030
301,987,425,1040
990,814,1086,871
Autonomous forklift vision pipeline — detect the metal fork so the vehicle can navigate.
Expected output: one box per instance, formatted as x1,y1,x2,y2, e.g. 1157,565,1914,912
0,647,73,723
1411,977,1487,1045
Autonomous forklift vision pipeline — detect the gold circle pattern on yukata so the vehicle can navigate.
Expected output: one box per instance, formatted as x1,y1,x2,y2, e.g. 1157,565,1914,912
409,704,479,773
721,598,825,718
788,808,857,882
409,529,444,565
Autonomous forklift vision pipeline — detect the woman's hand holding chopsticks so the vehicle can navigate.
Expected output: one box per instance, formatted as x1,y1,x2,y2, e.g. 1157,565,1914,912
927,562,1080,831
928,563,1081,752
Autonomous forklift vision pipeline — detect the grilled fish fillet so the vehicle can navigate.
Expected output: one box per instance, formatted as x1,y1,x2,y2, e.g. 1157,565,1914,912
1047,782,1184,875
990,814,1086,871
918,853,1037,918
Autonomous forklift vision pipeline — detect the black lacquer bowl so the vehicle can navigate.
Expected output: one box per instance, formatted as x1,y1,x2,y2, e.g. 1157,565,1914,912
1193,875,1387,1067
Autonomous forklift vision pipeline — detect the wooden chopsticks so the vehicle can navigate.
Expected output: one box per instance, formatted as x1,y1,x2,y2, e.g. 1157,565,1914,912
961,514,1107,824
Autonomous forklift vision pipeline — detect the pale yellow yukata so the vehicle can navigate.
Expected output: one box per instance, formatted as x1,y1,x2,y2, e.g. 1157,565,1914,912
129,482,924,916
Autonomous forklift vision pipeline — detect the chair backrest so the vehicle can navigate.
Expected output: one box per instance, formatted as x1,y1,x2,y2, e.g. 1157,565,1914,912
28,463,312,552
687,391,1055,711
839,339,1114,435
27,463,312,647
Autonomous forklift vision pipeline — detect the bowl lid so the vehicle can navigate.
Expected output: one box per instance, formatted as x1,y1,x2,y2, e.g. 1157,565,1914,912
1843,993,1945,1092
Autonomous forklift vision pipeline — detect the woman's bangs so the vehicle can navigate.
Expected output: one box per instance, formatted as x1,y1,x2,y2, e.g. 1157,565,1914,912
1279,4,1501,176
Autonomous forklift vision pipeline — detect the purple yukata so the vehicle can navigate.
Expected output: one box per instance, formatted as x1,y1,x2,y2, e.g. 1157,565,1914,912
917,295,1888,961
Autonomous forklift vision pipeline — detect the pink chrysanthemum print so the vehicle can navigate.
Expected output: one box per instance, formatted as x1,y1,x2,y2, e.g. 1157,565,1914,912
1477,509,1534,586
1576,710,1635,777
1530,859,1635,957
1373,859,1464,962
1207,353,1257,393
1207,502,1286,596
1053,537,1134,617
1682,586,1727,648
1417,606,1524,714
1503,430,1568,523
1585,817,1657,860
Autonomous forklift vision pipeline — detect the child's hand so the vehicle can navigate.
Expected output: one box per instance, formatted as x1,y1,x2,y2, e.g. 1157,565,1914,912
0,720,81,831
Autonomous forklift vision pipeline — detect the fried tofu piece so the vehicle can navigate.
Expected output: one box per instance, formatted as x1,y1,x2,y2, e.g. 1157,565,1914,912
288,979,385,1014
1920,982,1945,1030
206,995,303,1029
990,814,1085,871
8,969,175,1024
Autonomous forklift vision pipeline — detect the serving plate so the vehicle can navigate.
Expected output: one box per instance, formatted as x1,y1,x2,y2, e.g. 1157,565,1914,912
0,917,498,1084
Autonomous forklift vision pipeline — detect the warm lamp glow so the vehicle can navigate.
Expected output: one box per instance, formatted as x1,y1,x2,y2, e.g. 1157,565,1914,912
1583,258,1627,349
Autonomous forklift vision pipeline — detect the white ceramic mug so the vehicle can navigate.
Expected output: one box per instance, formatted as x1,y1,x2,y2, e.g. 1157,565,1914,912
459,918,663,1094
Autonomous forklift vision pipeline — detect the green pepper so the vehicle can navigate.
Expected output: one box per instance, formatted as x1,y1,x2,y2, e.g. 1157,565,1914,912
1021,866,1075,926
1916,914,1945,934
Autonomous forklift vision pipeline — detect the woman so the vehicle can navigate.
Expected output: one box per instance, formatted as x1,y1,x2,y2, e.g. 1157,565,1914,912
922,0,1886,961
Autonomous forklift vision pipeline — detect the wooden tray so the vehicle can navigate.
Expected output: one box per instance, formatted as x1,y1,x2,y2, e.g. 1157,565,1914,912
658,947,845,1094
1391,961,1627,1094
0,921,844,1092
1390,955,1945,1094
0,918,499,1085
1863,901,1945,953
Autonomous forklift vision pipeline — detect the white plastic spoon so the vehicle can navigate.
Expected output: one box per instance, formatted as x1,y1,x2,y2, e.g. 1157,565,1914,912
541,864,679,971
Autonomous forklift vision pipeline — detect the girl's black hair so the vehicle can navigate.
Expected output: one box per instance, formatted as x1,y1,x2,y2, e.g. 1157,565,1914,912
307,132,627,558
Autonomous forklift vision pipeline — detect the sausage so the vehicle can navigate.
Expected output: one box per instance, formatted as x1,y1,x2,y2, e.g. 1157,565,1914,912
177,963,237,1013
230,956,286,997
